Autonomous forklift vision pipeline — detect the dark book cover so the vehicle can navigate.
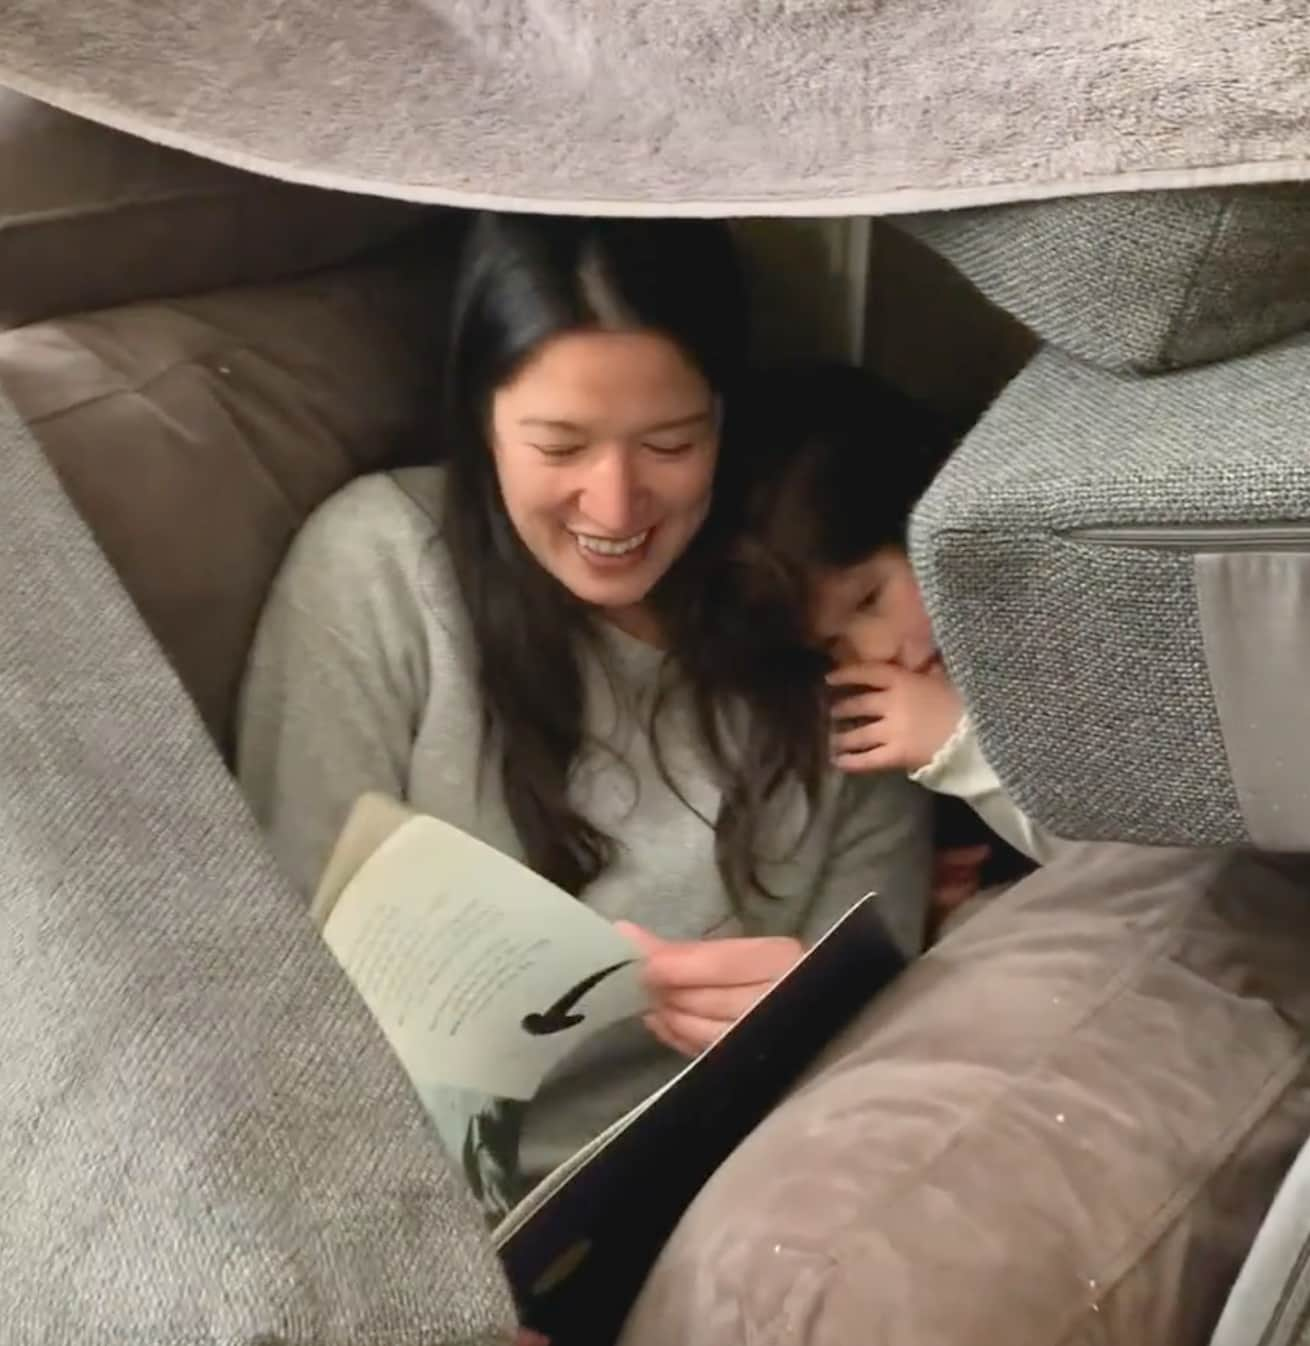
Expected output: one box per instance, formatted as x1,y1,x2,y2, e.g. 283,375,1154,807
499,894,905,1345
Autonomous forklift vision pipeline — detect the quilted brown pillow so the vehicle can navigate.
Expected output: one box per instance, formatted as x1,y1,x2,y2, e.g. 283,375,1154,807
0,88,425,330
0,229,459,750
621,843,1310,1346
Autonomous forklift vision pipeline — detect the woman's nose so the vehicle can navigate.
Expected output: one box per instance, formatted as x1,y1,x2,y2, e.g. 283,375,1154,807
581,448,643,533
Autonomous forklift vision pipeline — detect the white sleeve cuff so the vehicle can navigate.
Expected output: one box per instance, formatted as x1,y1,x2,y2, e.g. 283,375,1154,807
909,712,988,797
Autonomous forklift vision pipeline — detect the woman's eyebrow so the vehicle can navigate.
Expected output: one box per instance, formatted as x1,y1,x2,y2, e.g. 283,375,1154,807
517,410,714,433
518,417,584,432
640,411,714,434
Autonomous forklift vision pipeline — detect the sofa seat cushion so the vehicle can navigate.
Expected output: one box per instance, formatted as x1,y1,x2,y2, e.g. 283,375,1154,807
620,844,1310,1346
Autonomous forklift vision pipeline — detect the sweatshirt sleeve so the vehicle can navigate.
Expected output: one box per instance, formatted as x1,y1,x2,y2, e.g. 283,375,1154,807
235,475,434,897
910,714,1062,864
803,770,934,959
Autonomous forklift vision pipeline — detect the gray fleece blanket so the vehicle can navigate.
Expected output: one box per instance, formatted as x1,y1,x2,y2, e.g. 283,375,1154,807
1,1,1309,214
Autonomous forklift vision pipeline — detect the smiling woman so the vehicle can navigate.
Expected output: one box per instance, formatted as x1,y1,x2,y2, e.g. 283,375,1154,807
488,329,720,642
235,213,931,1220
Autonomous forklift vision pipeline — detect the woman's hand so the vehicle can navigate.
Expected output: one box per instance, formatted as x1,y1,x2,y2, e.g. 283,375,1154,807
826,660,963,773
616,924,804,1057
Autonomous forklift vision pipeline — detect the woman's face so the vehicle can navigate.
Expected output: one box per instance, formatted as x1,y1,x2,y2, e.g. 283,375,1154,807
489,329,719,622
810,546,939,672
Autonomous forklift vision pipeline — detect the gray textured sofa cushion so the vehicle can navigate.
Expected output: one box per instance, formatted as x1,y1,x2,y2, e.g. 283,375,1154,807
1211,1132,1310,1346
896,185,1310,373
0,389,514,1343
909,331,1310,850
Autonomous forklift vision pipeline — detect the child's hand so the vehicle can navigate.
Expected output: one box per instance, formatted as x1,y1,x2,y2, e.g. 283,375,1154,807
615,923,804,1058
826,660,963,773
932,844,991,921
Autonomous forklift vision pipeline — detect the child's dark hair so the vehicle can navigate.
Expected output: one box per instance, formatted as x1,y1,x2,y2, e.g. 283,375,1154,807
735,361,1031,882
737,360,956,583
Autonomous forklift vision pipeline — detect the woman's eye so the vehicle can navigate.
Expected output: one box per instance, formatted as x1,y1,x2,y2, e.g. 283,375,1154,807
531,443,584,459
856,588,882,612
644,440,695,457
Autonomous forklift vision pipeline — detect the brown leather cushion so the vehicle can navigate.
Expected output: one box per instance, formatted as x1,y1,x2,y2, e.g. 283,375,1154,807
0,227,460,750
621,844,1310,1346
0,88,425,330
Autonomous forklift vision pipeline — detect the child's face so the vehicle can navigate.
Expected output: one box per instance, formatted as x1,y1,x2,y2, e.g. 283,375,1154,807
810,545,939,672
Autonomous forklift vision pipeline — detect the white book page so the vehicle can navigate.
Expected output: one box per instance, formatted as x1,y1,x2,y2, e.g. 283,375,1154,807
322,815,646,1100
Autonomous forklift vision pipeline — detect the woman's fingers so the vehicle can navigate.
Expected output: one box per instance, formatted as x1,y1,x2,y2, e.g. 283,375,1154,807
613,920,664,953
626,931,802,1055
647,1007,725,1056
643,1011,704,1058
639,935,803,993
659,981,772,1024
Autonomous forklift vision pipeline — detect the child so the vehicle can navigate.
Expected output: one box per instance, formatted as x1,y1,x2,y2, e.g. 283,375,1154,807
737,361,1060,916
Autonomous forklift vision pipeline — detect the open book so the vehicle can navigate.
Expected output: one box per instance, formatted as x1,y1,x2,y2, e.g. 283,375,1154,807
315,794,906,1345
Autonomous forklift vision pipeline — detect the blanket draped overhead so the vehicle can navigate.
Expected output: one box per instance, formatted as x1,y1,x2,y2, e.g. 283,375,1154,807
1,1,1309,215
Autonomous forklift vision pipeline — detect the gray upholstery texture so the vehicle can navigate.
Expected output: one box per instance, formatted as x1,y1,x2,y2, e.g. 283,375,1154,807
896,185,1310,374
0,387,514,1343
1211,1129,1310,1346
910,331,1310,849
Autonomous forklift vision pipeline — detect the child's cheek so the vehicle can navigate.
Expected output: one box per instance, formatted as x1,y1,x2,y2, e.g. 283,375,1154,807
841,613,897,665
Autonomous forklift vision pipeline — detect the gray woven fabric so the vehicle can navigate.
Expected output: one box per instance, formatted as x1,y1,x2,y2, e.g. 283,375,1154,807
910,332,1310,848
2,3,1310,214
896,184,1310,374
1210,1133,1310,1346
0,388,514,1341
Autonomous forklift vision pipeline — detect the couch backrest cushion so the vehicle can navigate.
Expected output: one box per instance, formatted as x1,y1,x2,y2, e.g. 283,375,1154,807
0,391,515,1342
0,88,425,330
909,330,1310,850
896,185,1310,374
0,228,460,751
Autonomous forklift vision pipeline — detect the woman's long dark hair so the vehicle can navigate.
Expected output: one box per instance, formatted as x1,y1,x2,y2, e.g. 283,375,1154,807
442,212,825,902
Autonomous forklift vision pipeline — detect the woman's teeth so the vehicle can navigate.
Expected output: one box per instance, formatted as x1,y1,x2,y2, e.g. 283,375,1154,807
574,530,650,556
